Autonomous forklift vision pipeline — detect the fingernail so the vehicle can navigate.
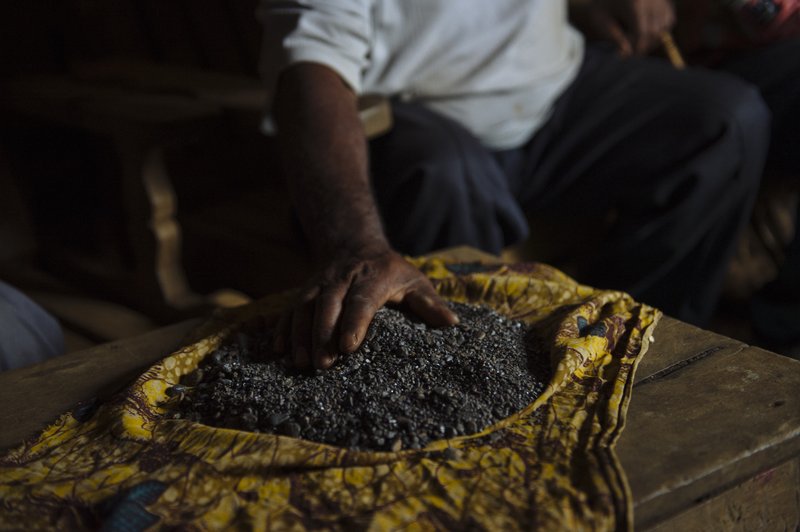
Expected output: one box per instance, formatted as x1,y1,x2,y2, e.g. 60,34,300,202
342,333,358,352
350,333,359,349
317,353,336,370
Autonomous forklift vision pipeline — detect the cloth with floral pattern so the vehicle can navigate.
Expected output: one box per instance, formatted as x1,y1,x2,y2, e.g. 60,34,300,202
0,257,660,531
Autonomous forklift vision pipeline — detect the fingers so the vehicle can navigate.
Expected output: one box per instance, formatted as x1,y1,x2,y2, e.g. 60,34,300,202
312,283,350,369
338,284,386,354
290,299,315,369
289,286,319,369
632,0,675,55
275,282,351,370
277,253,460,369
633,14,657,54
273,285,318,355
405,287,459,327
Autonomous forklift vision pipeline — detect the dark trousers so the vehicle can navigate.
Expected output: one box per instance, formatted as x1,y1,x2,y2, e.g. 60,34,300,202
718,39,800,345
369,46,772,325
719,39,800,183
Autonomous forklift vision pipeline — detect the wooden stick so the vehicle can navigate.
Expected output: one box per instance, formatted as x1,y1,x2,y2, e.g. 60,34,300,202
660,32,686,69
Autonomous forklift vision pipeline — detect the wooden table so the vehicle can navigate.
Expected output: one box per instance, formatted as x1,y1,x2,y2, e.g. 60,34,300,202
1,250,799,530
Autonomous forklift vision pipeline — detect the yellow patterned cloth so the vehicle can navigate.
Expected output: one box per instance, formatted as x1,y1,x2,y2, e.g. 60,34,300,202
0,258,659,531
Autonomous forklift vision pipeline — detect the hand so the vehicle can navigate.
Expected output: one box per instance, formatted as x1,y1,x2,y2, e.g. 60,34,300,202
570,0,675,56
273,249,459,370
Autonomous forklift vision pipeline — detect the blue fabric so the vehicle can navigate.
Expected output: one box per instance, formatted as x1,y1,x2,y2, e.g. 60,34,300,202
0,281,64,371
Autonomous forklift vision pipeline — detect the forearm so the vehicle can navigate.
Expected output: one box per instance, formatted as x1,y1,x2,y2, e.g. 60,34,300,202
271,63,456,370
273,63,389,263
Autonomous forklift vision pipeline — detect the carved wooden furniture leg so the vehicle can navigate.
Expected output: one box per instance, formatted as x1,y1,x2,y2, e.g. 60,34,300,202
119,142,201,310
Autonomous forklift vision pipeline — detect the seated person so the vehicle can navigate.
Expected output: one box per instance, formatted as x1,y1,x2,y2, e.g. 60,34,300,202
258,0,770,369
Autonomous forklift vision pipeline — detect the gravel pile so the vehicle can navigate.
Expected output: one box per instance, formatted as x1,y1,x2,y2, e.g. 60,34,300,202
174,303,549,451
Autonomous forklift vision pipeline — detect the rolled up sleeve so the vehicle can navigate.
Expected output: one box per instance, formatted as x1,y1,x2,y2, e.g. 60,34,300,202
258,0,373,97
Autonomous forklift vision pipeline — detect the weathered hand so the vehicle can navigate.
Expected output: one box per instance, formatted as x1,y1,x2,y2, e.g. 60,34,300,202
273,250,459,370
272,64,457,370
570,0,675,55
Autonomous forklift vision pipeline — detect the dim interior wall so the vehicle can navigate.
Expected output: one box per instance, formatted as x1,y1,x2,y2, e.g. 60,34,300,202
0,0,262,80
0,149,35,262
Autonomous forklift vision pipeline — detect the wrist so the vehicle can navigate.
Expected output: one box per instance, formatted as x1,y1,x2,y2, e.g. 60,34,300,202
313,233,393,265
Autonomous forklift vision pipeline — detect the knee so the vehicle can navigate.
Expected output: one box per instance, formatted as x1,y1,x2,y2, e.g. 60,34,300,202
690,75,771,194
701,76,771,163
728,83,770,195
718,80,770,143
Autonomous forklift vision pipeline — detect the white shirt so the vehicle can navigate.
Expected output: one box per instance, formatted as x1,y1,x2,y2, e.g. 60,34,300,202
258,0,584,150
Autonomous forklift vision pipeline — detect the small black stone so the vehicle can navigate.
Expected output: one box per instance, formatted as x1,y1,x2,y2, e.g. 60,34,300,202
268,413,289,427
241,412,258,428
280,422,301,438
166,384,187,397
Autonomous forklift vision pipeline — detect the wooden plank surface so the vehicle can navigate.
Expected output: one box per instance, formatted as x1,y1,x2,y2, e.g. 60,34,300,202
0,319,201,450
622,344,800,529
633,315,746,384
648,458,800,531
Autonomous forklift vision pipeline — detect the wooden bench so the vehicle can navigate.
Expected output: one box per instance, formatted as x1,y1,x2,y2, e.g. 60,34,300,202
0,247,797,529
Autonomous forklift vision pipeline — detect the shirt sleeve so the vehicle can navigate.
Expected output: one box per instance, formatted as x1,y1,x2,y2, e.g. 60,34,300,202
258,0,373,99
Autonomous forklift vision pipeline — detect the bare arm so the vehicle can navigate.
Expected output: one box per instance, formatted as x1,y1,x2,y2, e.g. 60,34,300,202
274,63,385,261
272,63,458,370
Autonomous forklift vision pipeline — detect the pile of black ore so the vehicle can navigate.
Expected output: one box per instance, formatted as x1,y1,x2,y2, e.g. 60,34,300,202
174,302,549,451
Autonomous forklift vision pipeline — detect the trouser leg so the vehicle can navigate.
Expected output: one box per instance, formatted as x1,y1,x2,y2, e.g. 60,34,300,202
718,38,800,178
717,39,800,346
0,281,64,371
368,102,528,256
495,47,770,325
